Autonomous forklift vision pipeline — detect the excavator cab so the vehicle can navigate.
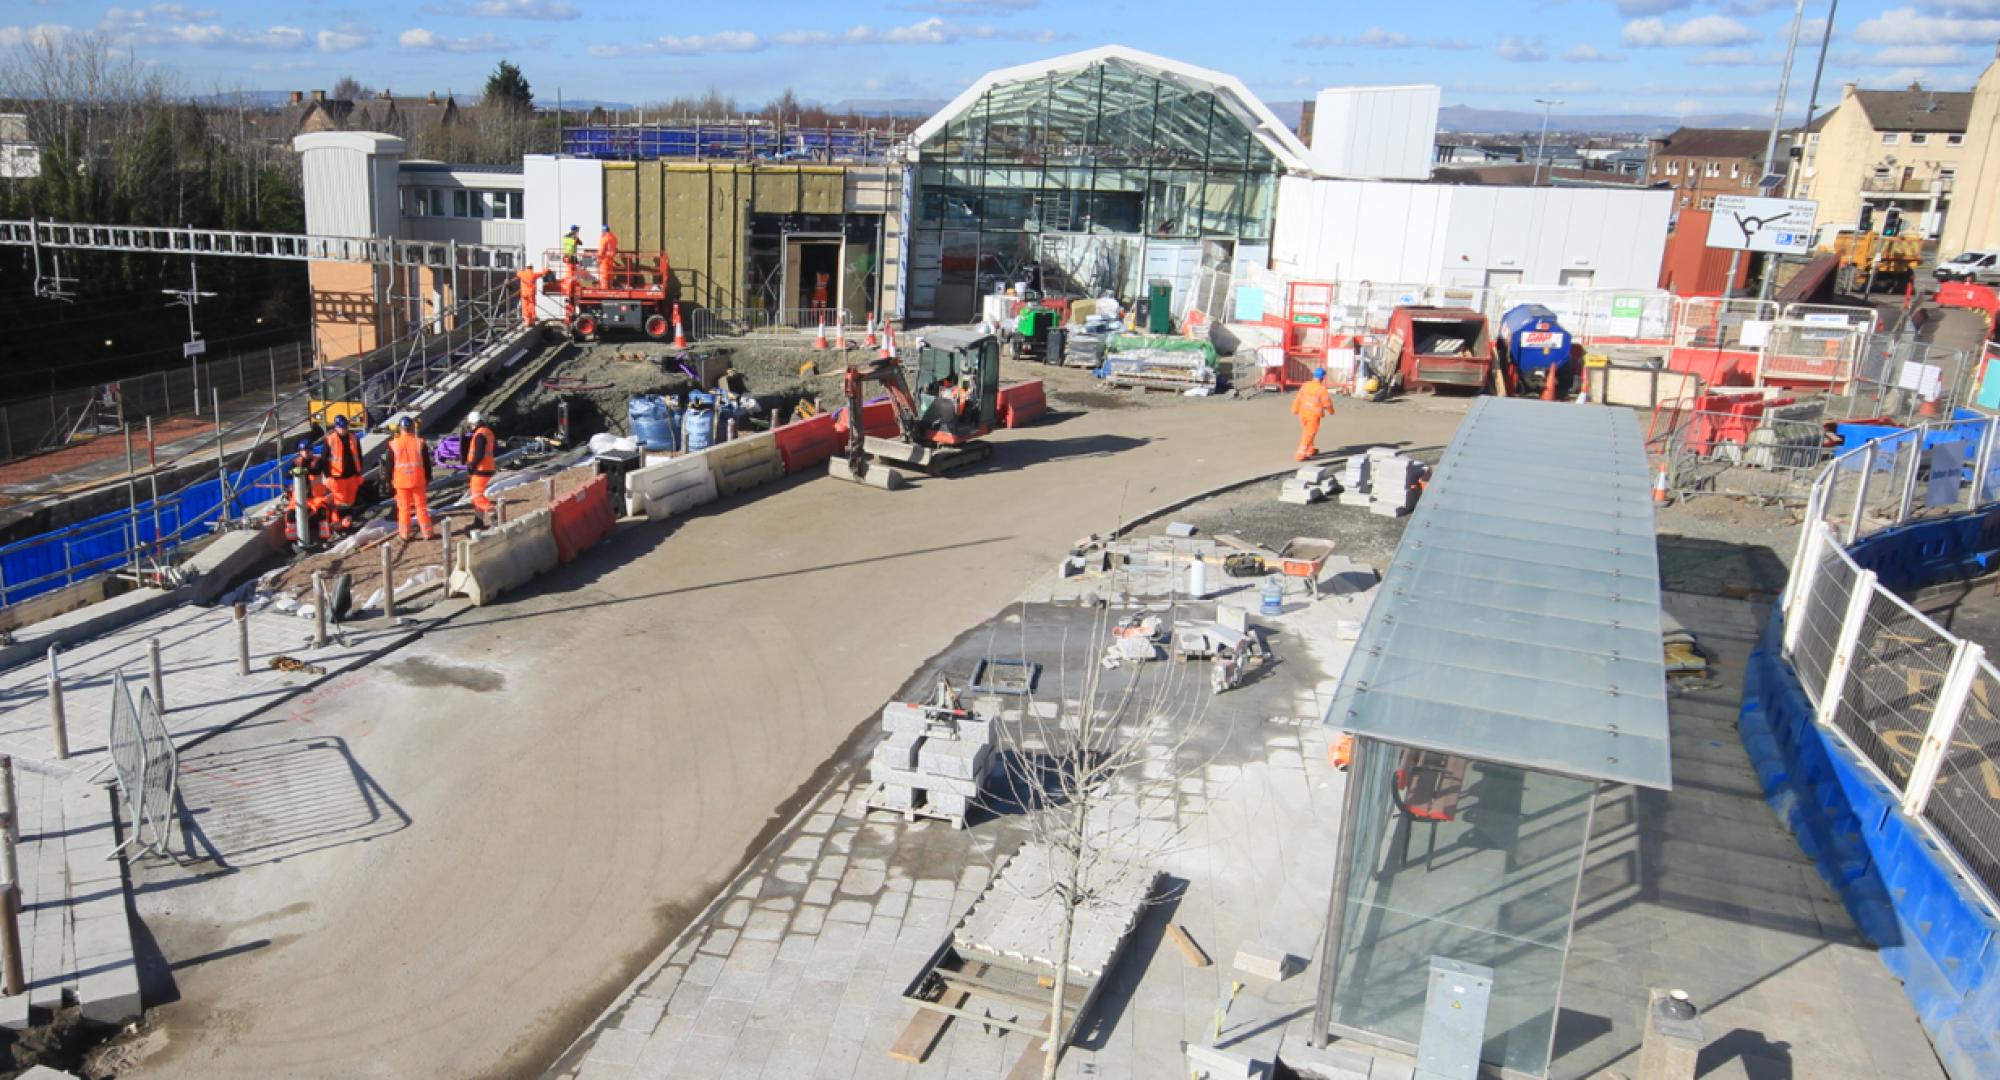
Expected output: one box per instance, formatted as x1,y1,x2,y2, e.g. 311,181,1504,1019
307,361,371,429
910,328,1000,444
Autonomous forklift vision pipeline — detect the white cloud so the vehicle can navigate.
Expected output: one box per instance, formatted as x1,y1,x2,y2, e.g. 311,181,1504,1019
463,0,579,19
1546,79,1599,94
1690,47,1765,64
595,18,1057,56
0,22,70,47
1616,0,1689,13
316,26,370,52
1622,14,1759,46
906,0,1039,10
1496,35,1547,61
588,29,764,56
103,4,217,24
398,27,513,51
1562,43,1624,61
1852,7,2000,45
1865,44,1978,64
1295,27,1470,48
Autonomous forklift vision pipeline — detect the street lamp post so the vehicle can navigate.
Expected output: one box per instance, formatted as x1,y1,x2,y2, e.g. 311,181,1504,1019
1533,98,1563,186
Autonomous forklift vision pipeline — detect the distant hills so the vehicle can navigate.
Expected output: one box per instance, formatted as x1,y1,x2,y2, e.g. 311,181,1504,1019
1437,104,1770,135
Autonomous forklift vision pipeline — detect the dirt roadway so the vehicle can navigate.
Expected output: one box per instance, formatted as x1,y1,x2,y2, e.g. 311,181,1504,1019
117,391,1473,1080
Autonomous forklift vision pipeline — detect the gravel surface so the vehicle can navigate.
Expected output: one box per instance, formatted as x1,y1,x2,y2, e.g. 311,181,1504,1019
1654,494,1800,597
492,338,822,442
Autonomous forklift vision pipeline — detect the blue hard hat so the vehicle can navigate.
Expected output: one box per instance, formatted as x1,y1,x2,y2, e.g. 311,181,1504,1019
333,415,348,428
601,223,611,231
296,439,311,452
568,224,579,231
1313,367,1327,379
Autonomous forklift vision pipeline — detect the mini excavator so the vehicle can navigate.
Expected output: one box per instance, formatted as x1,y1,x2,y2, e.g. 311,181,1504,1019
829,328,1000,488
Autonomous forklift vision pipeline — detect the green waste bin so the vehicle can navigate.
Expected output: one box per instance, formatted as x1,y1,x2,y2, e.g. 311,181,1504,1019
1148,282,1173,334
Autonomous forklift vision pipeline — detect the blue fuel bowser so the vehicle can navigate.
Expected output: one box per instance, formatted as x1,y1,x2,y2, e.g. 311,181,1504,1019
1497,304,1574,398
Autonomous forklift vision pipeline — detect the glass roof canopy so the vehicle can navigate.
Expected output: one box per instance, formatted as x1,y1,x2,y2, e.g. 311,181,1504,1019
1325,397,1673,790
914,54,1292,174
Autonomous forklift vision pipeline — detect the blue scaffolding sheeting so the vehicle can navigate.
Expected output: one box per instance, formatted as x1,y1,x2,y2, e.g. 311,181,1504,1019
0,458,287,606
560,124,901,163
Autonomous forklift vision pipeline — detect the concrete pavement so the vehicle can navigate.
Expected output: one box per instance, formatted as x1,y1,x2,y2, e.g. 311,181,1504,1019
117,391,1476,1078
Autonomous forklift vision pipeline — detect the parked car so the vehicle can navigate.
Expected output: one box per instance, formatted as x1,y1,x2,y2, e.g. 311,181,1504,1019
1934,250,2000,284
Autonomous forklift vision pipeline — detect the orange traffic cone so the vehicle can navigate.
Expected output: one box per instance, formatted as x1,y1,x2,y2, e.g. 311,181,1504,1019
879,320,896,360
1652,465,1670,504
671,303,688,349
1541,370,1558,401
864,312,879,348
813,319,829,350
835,320,848,351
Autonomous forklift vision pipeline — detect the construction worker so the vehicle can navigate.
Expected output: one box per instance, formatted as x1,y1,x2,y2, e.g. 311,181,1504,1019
561,225,582,270
516,266,541,327
1291,366,1335,462
597,224,619,288
323,414,365,531
385,418,435,541
462,411,498,526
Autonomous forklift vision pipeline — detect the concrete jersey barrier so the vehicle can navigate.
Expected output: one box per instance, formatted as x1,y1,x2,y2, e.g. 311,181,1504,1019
450,508,558,606
625,454,718,520
703,433,785,496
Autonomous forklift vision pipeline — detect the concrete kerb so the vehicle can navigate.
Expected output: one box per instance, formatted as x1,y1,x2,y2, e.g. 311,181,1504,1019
531,460,1352,1077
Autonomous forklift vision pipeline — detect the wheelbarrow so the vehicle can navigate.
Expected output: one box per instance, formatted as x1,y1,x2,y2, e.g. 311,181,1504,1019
1276,537,1336,597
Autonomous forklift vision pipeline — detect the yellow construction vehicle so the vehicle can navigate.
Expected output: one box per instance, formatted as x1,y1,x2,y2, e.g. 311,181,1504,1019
307,360,372,429
1828,229,1923,294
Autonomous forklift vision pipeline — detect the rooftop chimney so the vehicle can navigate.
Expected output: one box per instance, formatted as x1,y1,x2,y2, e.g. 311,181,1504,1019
311,89,326,102
288,90,303,105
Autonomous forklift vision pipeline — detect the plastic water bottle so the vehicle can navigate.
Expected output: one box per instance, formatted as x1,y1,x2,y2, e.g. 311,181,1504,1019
1260,577,1284,616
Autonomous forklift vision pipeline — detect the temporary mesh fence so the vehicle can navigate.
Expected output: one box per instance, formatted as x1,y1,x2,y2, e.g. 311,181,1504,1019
1925,660,2000,903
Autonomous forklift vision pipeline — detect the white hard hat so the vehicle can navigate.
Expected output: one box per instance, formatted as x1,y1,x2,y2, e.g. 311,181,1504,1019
466,410,481,426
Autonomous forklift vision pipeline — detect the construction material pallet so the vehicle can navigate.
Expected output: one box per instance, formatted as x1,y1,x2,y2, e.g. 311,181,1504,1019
889,844,1158,1067
860,781,969,829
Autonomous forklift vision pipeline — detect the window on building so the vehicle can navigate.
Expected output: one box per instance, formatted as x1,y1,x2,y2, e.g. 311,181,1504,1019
1882,133,1900,145
1730,163,1740,179
1698,195,1715,210
1941,166,1957,186
1705,162,1721,177
1667,160,1679,175
1911,133,1929,145
1949,134,1965,146
1874,165,1892,182
453,189,473,218
492,191,523,219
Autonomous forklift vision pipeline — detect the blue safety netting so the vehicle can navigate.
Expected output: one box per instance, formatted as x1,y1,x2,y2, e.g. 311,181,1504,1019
560,125,898,163
0,458,288,607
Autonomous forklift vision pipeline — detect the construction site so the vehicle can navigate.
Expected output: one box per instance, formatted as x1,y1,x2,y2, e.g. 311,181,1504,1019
1,37,1999,1080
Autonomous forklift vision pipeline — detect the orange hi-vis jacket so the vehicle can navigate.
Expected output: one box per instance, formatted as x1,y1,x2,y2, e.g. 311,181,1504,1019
465,426,497,478
325,429,363,480
1292,379,1334,419
389,433,432,491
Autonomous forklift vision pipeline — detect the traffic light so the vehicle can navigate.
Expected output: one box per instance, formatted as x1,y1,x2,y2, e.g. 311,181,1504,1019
1883,207,1904,237
1858,203,1876,233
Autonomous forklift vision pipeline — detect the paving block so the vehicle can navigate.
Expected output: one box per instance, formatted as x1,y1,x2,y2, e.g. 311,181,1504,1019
1366,501,1410,518
1337,490,1373,508
927,791,969,819
879,702,929,735
871,733,921,770
916,740,990,782
873,767,980,798
1233,941,1295,982
1166,522,1198,538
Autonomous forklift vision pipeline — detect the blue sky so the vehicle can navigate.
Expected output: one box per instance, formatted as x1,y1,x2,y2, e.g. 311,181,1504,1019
2,0,1997,116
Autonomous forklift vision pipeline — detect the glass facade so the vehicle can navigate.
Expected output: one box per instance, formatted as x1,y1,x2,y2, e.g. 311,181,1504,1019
1328,742,1598,1077
910,58,1287,322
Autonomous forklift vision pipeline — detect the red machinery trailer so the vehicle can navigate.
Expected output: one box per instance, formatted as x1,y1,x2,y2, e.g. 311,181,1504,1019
1385,306,1493,393
542,248,678,341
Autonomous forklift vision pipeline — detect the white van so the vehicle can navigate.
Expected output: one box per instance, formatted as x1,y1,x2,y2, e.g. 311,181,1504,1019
1935,250,2000,285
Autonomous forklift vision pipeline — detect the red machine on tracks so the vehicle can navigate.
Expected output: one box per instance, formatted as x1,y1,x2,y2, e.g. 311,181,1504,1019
541,248,678,342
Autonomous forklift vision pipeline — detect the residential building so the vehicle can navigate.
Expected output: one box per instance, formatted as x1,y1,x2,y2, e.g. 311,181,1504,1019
1645,128,1769,212
281,89,472,142
1795,83,1972,239
0,113,36,179
1939,49,2000,258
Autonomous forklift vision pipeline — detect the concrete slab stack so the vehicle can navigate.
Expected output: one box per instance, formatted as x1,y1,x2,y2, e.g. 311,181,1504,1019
868,699,995,825
1338,453,1373,507
952,842,1157,982
1279,465,1336,506
1366,448,1422,518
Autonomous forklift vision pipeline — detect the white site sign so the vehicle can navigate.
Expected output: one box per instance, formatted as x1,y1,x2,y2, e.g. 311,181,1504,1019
1705,195,1818,255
